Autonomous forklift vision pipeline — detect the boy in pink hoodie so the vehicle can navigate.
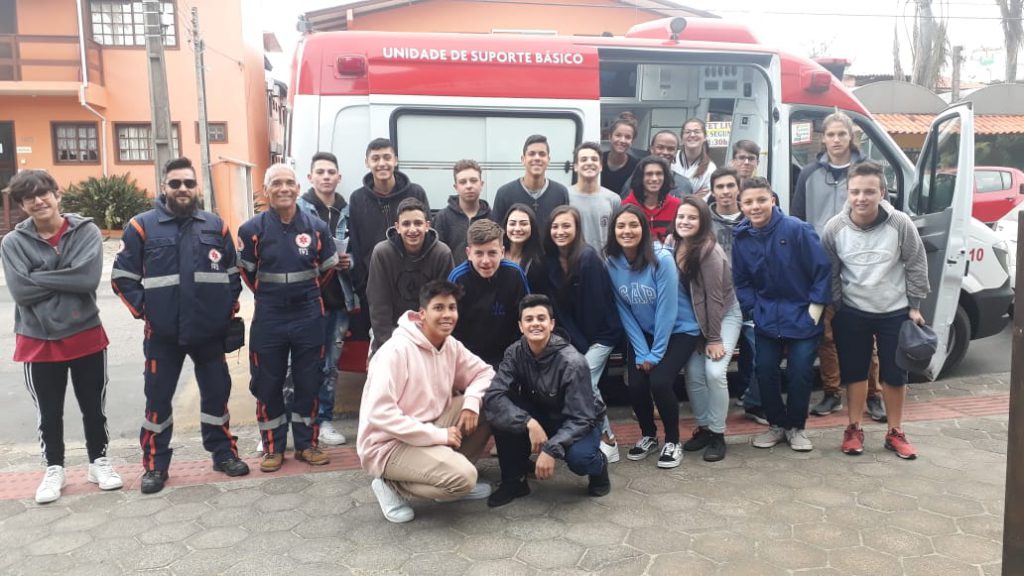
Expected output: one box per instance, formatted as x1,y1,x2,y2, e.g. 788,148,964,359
357,280,495,523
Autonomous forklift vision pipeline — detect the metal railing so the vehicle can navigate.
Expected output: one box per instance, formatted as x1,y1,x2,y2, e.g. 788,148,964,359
0,34,103,85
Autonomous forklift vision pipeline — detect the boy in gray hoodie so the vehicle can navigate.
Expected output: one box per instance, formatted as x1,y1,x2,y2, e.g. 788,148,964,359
1,170,122,504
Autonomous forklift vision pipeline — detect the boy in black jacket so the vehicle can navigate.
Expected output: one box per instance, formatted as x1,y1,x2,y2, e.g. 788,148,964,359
447,220,528,367
483,294,610,507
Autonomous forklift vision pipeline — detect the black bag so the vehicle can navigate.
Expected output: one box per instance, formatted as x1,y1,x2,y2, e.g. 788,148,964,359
224,317,246,352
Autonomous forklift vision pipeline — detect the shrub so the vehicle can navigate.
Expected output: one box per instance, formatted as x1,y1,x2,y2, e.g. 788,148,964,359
62,173,153,230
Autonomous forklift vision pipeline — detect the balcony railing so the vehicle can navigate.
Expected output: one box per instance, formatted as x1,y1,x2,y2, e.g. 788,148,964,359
0,34,104,85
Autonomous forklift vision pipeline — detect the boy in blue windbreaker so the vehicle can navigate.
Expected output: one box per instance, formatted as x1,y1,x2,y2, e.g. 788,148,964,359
731,177,831,453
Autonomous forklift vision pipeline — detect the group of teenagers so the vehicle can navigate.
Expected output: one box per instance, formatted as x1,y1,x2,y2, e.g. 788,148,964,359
1,109,930,519
356,110,932,523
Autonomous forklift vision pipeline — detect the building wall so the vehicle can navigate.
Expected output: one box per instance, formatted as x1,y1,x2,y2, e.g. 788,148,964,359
345,0,687,35
1,0,269,234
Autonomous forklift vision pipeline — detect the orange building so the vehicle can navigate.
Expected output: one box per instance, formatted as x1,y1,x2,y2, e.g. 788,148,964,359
0,0,277,235
301,0,715,35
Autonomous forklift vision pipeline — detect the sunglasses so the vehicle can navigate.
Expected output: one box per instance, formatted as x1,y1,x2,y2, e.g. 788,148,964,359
167,179,197,190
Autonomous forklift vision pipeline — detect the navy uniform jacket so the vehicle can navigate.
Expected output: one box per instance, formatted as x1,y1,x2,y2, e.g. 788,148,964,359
236,208,338,311
112,198,241,346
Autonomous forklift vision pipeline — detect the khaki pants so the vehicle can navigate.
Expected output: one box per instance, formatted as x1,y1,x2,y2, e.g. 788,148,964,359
382,396,491,500
821,306,881,397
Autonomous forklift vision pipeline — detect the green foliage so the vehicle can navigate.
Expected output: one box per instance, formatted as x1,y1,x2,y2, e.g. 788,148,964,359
62,173,153,230
976,135,1024,171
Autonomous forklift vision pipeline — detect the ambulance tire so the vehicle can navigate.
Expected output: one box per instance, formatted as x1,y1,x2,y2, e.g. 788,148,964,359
938,305,971,379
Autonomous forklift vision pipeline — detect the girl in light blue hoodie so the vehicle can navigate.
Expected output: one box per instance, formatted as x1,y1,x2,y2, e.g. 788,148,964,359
605,204,700,470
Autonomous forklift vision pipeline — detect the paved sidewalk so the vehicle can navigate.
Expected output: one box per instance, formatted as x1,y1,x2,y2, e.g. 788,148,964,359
0,373,1011,575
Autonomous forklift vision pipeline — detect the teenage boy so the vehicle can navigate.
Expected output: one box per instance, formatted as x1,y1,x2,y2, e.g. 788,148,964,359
794,113,885,422
732,177,831,453
569,142,621,254
821,162,929,460
448,220,529,367
296,151,355,446
490,134,569,227
358,281,494,523
707,167,765,424
730,140,761,181
3,170,121,503
484,294,610,507
367,198,454,354
349,138,430,338
434,159,492,265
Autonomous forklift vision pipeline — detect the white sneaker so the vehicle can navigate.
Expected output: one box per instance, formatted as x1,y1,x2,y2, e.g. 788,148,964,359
35,465,66,504
87,457,123,491
600,440,620,464
436,481,492,502
318,422,347,446
786,428,814,452
752,425,787,448
371,478,415,523
256,439,264,454
656,442,682,469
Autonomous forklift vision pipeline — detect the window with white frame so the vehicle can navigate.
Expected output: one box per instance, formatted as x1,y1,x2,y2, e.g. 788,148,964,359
90,1,177,47
115,123,181,163
53,123,99,163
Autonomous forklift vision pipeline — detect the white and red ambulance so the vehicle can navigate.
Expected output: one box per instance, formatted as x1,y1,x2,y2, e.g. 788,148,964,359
288,17,1011,378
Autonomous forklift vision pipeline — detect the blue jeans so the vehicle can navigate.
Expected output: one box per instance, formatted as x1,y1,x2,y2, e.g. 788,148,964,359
318,308,349,423
584,343,614,439
755,333,821,431
739,323,761,409
685,302,742,433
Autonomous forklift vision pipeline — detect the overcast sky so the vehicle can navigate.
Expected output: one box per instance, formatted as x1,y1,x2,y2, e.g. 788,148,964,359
261,0,1014,83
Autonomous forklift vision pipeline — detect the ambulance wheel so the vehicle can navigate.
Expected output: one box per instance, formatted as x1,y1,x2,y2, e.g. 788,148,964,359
938,305,971,378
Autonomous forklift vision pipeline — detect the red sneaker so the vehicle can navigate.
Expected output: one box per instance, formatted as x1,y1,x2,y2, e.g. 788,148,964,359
841,424,864,455
885,428,918,460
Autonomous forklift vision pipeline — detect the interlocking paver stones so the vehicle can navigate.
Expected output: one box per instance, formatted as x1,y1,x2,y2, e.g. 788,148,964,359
902,554,985,576
577,543,647,572
7,552,77,574
919,493,987,518
458,534,523,561
828,546,904,576
298,493,354,517
792,521,862,550
563,521,628,547
856,488,920,513
240,530,304,557
714,558,789,576
648,551,716,576
3,506,68,528
88,515,152,539
26,530,92,555
957,514,1004,540
933,533,1003,565
51,510,108,532
401,526,464,552
888,509,959,537
689,530,756,563
207,486,263,508
796,486,857,508
623,526,691,554
463,558,536,576
860,525,934,557
252,491,305,513
341,542,411,572
154,501,212,523
222,554,301,576
241,508,306,533
401,551,471,576
285,536,357,564
111,495,169,518
0,500,25,521
450,510,509,535
184,525,250,550
515,538,584,570
301,475,358,498
136,520,202,545
259,474,313,495
727,517,793,540
163,483,221,504
757,500,824,524
119,542,190,571
505,516,567,541
756,538,830,571
195,505,253,529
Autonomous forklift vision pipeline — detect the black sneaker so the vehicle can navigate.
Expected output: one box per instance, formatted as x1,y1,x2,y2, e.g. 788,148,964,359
703,432,727,462
587,455,611,497
744,406,769,426
683,427,713,452
487,478,530,508
140,470,168,494
866,396,888,423
656,442,682,469
213,456,251,477
626,436,659,461
810,392,842,416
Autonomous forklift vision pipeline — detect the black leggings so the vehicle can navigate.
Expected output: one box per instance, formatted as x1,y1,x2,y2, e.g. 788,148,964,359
24,350,109,467
626,332,698,444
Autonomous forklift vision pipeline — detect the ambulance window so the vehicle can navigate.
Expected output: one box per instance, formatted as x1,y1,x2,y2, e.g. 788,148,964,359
910,115,962,215
392,111,581,209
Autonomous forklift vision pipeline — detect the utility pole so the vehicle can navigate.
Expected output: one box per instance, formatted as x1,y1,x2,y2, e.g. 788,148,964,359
951,45,963,102
1006,211,1024,572
143,0,174,186
191,7,214,211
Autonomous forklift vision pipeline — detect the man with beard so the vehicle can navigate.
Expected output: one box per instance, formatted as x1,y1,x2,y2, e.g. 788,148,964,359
113,157,248,494
621,131,694,199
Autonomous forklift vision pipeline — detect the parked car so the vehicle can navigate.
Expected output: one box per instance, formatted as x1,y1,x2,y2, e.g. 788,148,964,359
972,166,1024,225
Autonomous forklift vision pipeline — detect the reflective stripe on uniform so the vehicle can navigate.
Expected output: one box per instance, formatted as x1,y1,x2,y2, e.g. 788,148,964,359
111,269,142,281
199,412,230,426
319,253,340,273
141,415,174,433
194,272,230,284
239,258,257,272
256,269,318,284
142,274,180,289
257,414,288,430
290,413,314,427
225,266,239,275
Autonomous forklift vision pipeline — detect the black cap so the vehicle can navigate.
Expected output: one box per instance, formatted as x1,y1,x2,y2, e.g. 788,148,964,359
895,320,938,373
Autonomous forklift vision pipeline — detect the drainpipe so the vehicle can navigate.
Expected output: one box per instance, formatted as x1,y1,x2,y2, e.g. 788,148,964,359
76,0,108,176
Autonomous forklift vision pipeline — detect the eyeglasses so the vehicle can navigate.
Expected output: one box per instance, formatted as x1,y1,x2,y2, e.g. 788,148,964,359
734,155,758,163
166,179,197,190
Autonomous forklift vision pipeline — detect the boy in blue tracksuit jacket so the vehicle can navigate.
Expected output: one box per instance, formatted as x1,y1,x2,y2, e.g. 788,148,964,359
731,178,830,453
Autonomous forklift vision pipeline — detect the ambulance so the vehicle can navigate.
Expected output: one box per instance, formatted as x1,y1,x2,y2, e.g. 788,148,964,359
287,17,1012,379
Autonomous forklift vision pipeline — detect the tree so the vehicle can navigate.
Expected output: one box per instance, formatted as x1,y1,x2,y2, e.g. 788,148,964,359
996,0,1023,82
910,0,949,90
